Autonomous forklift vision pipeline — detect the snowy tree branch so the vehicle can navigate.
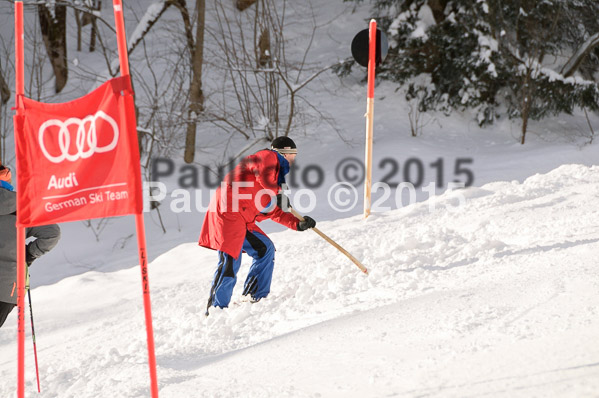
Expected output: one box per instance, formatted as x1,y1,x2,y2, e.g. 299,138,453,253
561,32,599,78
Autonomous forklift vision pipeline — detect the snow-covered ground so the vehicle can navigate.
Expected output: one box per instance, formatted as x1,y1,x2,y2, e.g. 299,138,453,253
1,0,599,397
1,164,599,397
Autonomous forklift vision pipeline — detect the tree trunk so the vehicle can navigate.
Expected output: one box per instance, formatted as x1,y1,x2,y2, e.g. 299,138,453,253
236,0,257,11
184,0,205,163
428,0,449,24
90,18,98,52
520,71,532,145
0,69,9,105
561,32,599,78
0,66,8,163
89,1,101,52
257,28,271,68
521,107,529,144
75,10,82,51
38,4,68,94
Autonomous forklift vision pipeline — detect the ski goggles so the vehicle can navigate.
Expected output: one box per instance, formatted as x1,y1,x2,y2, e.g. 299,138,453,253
272,147,297,155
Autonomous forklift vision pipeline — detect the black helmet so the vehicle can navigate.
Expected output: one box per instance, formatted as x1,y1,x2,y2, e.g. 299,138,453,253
271,136,297,154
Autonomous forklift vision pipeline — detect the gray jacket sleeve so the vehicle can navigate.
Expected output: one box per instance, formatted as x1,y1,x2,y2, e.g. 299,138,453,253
0,188,60,260
26,224,61,260
0,189,16,215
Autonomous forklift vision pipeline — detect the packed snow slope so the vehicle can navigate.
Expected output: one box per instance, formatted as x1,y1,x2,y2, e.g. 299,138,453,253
1,163,599,397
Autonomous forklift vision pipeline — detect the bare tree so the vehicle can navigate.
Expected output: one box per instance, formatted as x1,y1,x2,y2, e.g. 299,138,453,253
125,0,206,163
38,3,68,93
183,0,205,163
236,0,257,12
0,64,10,162
205,0,337,142
0,68,9,106
74,0,102,52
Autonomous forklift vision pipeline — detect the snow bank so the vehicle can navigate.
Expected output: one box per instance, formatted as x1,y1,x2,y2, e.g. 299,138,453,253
1,164,598,397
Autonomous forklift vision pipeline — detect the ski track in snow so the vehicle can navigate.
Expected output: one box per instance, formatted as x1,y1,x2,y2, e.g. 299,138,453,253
1,164,599,397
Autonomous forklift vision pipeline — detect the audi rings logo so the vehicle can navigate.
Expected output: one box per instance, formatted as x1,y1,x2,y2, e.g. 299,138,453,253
38,111,119,163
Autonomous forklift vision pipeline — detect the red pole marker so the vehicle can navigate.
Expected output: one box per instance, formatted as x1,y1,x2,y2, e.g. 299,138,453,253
363,19,376,218
14,2,26,397
113,1,159,396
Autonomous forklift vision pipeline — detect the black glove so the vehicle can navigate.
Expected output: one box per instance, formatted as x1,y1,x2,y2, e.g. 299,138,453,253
297,216,316,231
276,193,291,212
25,249,36,267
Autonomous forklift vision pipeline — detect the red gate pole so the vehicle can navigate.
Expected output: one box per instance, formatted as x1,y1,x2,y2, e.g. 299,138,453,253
363,19,376,219
112,1,159,396
134,214,158,396
14,2,26,397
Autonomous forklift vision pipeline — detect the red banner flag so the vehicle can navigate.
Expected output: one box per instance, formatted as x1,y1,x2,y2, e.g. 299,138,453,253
14,76,142,227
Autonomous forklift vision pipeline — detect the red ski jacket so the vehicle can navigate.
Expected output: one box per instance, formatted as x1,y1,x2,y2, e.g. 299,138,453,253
198,149,298,258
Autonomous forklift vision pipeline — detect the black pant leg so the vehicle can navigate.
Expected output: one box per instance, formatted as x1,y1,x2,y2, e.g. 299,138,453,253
0,301,16,328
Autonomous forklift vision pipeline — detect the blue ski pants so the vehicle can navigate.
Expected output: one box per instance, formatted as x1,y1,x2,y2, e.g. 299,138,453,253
208,230,275,308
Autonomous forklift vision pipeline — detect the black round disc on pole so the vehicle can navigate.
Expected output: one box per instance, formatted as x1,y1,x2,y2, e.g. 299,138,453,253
351,27,388,68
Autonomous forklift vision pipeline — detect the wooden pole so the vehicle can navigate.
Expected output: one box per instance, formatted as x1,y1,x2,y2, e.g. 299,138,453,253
113,1,159,396
363,19,376,219
290,208,368,275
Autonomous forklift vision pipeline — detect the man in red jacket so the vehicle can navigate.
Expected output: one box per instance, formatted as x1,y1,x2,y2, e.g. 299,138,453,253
199,137,316,313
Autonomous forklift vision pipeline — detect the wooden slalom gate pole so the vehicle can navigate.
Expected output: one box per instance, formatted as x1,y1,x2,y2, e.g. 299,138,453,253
290,208,368,275
363,19,377,219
